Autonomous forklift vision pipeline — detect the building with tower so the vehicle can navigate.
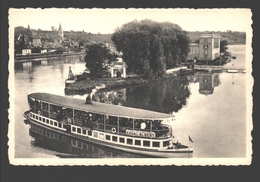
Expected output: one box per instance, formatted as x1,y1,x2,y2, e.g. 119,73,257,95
187,33,221,62
58,23,64,42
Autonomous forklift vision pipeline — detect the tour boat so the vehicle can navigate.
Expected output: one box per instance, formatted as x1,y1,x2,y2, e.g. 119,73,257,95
24,92,193,158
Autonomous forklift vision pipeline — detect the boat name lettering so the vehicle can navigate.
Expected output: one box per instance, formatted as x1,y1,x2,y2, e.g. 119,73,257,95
126,130,156,138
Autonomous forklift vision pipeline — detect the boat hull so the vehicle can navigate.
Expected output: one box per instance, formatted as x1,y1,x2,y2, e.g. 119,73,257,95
24,112,193,158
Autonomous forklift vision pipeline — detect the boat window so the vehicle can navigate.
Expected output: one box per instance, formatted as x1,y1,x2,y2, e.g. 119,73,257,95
152,141,160,147
143,141,150,147
99,133,104,140
42,102,49,117
139,120,151,130
93,113,104,123
88,131,92,136
50,104,62,120
46,119,49,124
119,137,125,143
77,128,81,134
63,124,66,129
28,97,35,112
35,100,41,114
93,132,98,138
54,122,58,127
83,129,86,135
72,127,76,132
39,117,41,121
106,115,118,126
78,142,82,148
127,138,133,145
58,123,62,128
74,110,84,124
36,116,38,120
112,136,117,142
128,118,134,129
118,117,129,127
163,141,169,147
106,135,111,140
135,140,141,146
72,139,76,146
50,120,53,125
134,119,149,130
42,102,48,109
43,118,45,123
33,114,35,119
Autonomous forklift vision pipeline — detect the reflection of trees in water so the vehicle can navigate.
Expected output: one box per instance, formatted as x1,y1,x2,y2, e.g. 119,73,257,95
124,76,191,114
92,89,126,105
92,76,191,114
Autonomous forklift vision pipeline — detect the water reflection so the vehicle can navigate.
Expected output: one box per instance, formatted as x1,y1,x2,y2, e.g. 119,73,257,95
194,72,220,95
91,76,191,114
15,55,85,71
27,121,146,158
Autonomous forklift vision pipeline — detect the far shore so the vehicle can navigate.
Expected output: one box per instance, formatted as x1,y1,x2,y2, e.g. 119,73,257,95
15,51,85,62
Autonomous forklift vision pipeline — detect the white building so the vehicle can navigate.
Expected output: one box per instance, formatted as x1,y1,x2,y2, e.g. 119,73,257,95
22,49,31,55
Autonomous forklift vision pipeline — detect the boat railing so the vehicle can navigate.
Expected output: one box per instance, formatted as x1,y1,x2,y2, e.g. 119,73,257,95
91,122,171,138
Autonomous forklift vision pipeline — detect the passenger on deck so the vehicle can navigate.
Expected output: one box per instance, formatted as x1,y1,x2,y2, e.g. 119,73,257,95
168,140,173,149
140,122,146,130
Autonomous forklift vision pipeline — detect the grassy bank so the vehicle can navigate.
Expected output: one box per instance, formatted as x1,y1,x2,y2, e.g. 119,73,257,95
64,69,194,95
65,77,149,95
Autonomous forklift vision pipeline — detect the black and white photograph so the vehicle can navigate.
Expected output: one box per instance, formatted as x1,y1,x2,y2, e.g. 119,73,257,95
8,8,252,165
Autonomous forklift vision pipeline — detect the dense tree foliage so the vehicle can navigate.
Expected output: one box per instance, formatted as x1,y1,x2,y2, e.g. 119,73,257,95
84,43,117,77
14,26,33,53
111,20,190,78
220,40,228,53
91,75,191,113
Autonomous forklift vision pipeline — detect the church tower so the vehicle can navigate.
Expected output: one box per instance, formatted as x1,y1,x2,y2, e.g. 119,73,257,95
27,24,30,30
58,23,64,42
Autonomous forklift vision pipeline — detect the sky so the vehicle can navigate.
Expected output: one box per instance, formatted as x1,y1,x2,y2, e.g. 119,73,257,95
9,8,251,34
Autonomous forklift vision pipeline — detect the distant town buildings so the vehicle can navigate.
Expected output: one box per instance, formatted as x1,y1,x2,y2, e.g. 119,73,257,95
17,23,85,54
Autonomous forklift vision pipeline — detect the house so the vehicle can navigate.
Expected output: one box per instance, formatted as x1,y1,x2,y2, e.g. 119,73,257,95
187,33,221,62
198,33,221,60
22,49,31,55
41,49,47,54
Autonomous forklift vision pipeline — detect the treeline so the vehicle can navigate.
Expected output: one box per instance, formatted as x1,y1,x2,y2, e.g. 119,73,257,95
15,26,246,48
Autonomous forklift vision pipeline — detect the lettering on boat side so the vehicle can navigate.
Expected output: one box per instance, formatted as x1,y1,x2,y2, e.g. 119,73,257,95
126,130,156,138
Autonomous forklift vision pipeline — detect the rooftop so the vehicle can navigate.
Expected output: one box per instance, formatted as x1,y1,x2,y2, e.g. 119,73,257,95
29,92,174,120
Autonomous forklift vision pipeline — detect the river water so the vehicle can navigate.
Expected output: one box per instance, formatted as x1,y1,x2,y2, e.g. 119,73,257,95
13,45,249,158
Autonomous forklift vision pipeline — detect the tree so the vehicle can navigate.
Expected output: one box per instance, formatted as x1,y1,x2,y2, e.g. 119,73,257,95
220,40,228,53
84,43,117,77
111,20,190,79
14,26,33,53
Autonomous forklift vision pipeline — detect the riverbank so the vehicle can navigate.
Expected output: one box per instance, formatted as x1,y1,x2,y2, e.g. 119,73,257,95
15,52,85,62
65,69,194,95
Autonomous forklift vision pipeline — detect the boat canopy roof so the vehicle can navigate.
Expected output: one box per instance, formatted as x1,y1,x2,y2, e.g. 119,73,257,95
28,93,174,120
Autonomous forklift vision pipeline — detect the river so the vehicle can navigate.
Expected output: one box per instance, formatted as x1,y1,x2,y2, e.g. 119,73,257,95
12,45,250,158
